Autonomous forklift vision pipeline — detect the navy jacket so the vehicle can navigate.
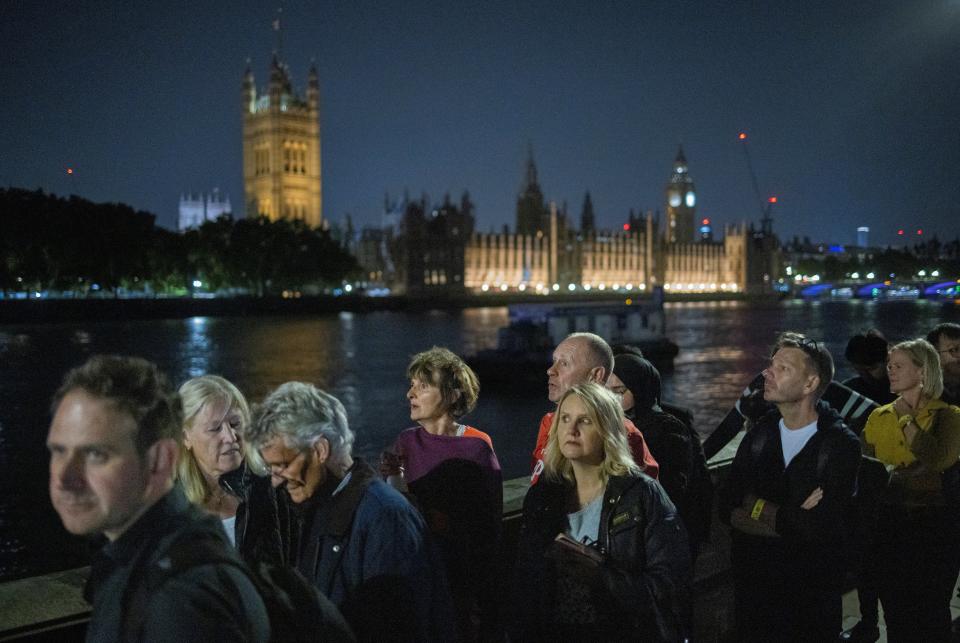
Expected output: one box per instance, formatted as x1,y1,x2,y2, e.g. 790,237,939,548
294,458,453,642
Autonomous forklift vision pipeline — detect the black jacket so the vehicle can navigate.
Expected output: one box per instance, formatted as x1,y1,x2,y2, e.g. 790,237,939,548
510,473,692,642
220,463,294,567
719,401,861,585
84,486,270,642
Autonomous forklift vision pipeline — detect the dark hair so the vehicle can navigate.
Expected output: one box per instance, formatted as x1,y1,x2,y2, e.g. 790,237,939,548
407,346,480,418
52,355,182,457
772,332,834,399
927,323,960,348
844,329,889,366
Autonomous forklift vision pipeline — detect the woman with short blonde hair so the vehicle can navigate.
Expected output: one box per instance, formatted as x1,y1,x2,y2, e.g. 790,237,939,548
860,338,960,640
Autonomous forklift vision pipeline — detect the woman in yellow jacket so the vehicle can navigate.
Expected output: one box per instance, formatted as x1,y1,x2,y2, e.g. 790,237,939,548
862,338,960,642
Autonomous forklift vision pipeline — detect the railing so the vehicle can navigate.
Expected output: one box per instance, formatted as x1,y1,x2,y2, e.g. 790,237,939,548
0,436,743,642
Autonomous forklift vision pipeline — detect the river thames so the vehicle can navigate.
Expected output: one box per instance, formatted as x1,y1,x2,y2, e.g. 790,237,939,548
1,298,957,581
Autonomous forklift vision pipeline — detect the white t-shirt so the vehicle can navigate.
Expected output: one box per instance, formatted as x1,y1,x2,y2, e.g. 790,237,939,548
221,515,237,547
779,418,818,468
566,494,604,546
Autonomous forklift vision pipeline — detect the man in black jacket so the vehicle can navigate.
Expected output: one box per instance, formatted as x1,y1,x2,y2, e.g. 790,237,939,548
47,355,269,642
720,333,861,642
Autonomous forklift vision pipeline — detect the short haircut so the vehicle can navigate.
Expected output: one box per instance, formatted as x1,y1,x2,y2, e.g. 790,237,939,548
567,332,614,383
407,346,480,419
248,382,355,470
927,323,960,348
544,382,640,485
844,329,889,366
773,332,834,399
178,375,268,505
52,355,182,457
890,339,944,399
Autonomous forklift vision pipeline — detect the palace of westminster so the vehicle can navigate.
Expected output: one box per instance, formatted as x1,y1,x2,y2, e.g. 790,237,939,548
180,54,780,296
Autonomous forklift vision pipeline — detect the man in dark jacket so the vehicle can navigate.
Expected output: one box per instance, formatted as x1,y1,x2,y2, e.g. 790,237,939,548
249,382,453,642
927,322,960,405
720,333,861,642
47,355,269,642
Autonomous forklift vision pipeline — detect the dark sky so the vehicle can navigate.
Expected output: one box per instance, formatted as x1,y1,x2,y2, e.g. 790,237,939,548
2,1,958,247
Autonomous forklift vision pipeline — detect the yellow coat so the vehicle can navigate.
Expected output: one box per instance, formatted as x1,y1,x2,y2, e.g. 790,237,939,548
862,398,960,504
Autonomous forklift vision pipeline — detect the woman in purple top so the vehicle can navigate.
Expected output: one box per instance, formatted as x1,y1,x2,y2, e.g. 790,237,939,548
381,346,503,641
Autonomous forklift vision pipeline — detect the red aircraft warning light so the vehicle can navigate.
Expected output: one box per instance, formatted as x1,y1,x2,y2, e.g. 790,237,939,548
768,196,778,204
897,229,904,236
66,168,74,175
623,223,630,231
738,132,747,140
917,229,923,235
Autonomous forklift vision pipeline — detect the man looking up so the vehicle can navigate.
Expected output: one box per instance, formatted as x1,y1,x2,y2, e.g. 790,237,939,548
530,332,659,484
927,322,960,405
248,381,452,642
720,333,860,642
47,355,268,642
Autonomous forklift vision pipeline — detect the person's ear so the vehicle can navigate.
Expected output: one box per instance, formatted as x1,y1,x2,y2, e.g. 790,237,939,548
805,373,820,396
145,438,178,480
312,436,330,465
589,366,606,384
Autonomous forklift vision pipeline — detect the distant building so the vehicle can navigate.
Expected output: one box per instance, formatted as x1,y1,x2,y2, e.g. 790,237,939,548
242,54,322,228
857,226,869,247
515,147,549,236
665,146,697,243
362,148,777,296
178,190,232,231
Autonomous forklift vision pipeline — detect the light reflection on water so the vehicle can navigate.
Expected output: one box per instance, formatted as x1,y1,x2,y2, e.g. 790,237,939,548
0,300,957,582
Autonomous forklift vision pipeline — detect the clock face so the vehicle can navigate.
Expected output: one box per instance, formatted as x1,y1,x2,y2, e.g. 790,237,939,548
685,191,696,207
669,192,681,207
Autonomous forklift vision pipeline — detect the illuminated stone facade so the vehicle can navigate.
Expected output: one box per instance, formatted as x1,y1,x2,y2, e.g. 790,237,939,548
241,55,322,228
464,206,750,295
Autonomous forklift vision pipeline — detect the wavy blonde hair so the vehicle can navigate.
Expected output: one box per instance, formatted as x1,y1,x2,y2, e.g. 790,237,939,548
544,381,640,486
177,375,267,505
890,338,944,400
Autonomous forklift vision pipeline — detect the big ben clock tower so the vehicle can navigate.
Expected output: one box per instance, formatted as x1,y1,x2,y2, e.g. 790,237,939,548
665,146,696,243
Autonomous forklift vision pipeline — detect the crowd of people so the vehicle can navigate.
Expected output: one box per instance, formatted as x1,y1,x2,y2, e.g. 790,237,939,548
43,320,960,641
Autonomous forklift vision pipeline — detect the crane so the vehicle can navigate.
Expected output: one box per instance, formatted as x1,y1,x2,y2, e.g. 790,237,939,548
738,132,776,235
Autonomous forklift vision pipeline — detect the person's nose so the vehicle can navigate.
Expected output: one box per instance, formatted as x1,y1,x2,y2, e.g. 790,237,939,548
221,421,240,444
547,363,557,377
53,453,85,491
407,385,416,400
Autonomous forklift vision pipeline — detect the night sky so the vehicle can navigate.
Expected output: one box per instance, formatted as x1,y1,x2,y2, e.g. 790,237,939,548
2,1,958,247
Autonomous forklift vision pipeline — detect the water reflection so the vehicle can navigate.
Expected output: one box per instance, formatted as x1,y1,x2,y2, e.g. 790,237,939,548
1,301,959,582
185,317,212,378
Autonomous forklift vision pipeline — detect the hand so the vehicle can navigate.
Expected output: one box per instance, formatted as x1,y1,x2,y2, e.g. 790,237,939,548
379,450,401,479
800,487,823,510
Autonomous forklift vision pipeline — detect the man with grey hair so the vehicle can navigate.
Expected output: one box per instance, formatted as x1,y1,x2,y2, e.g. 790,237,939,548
248,382,452,642
530,332,659,484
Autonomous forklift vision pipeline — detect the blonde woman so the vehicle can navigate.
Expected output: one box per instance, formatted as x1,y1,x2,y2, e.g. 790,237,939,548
861,339,960,641
510,382,691,641
178,375,291,566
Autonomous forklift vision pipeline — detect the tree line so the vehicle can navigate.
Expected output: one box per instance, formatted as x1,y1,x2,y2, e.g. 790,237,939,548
0,188,359,298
